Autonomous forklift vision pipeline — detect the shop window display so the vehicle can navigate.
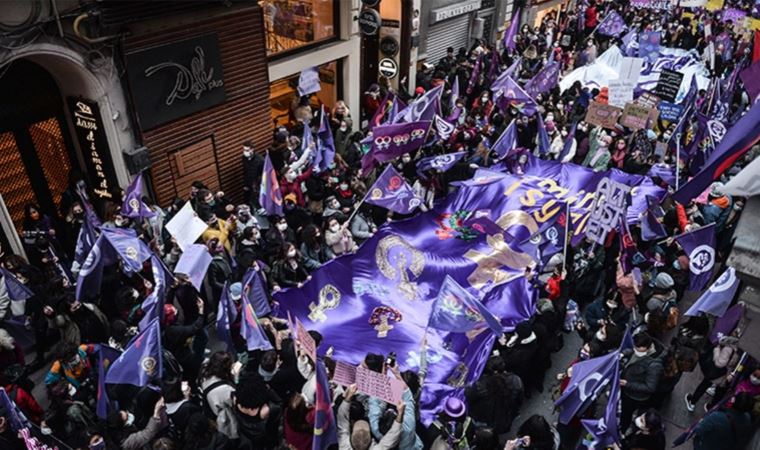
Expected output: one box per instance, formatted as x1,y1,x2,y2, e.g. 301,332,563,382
262,0,337,56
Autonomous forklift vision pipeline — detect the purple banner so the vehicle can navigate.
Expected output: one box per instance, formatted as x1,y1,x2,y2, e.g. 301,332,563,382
638,31,661,64
365,165,422,215
675,224,716,291
361,121,431,173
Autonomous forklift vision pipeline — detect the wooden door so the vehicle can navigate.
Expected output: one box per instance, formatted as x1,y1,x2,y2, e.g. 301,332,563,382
168,136,221,199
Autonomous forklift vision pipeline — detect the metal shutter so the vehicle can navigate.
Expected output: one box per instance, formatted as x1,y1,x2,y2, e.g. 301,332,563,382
425,15,471,66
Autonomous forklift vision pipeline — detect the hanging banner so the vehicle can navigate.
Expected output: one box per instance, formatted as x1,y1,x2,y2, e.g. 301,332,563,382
66,97,118,199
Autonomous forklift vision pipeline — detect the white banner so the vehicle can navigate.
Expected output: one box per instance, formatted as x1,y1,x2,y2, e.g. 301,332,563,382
680,0,707,7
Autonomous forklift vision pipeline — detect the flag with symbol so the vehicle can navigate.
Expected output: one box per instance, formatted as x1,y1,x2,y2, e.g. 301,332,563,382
365,165,422,215
259,152,284,216
674,224,716,291
428,275,502,334
685,267,740,318
121,172,156,220
105,318,162,386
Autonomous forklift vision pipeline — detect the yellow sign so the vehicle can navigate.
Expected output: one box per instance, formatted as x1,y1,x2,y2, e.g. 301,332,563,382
681,12,697,32
745,17,760,31
705,0,724,10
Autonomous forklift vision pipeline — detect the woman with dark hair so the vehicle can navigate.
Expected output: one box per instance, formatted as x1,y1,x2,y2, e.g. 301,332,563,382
271,242,310,289
465,356,524,435
183,412,233,450
299,224,333,272
283,392,315,450
619,408,665,450
106,399,167,450
21,203,57,255
507,414,559,450
199,352,237,440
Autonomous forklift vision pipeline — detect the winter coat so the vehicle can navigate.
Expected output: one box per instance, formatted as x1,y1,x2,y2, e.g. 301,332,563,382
621,346,664,402
693,408,752,450
465,372,524,433
201,376,238,439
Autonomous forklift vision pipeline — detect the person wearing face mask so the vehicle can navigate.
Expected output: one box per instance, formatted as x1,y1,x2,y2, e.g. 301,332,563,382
44,341,96,391
67,299,109,345
265,218,297,261
322,195,349,224
325,217,356,257
299,223,333,271
271,243,309,289
200,211,235,253
241,141,264,207
692,392,755,450
610,138,628,169
706,367,760,412
107,398,167,450
583,134,612,171
236,226,266,274
63,201,85,260
614,408,665,450
350,202,377,245
204,237,232,309
278,163,313,208
619,333,664,431
234,204,259,239
198,351,238,440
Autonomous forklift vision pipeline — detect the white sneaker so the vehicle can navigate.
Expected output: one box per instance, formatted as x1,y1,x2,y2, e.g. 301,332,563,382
685,393,696,412
706,386,716,397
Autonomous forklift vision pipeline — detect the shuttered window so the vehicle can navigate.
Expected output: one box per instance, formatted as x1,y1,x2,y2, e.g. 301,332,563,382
425,15,471,66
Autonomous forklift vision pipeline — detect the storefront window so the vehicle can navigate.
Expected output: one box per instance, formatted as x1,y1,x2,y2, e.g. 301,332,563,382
261,0,337,56
269,61,338,127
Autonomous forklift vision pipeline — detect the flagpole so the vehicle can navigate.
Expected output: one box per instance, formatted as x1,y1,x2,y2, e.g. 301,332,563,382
676,136,681,191
562,201,571,275
346,189,370,227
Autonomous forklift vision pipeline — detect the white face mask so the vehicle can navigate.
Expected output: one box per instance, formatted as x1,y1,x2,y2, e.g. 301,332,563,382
402,156,411,164
114,218,126,227
606,301,617,309
243,150,252,158
330,224,340,232
287,249,297,258
595,330,606,341
340,124,348,132
125,412,135,427
634,415,646,430
285,172,296,182
276,223,288,232
634,349,649,357
339,183,349,191
751,375,760,385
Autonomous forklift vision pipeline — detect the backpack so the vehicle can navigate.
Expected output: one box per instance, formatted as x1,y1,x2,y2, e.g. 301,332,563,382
201,380,233,419
662,299,679,330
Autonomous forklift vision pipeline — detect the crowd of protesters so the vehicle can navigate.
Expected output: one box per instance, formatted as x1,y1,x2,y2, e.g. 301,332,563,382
2,0,760,449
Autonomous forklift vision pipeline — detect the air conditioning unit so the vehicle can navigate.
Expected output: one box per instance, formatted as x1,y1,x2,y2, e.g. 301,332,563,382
471,17,484,40
122,146,151,174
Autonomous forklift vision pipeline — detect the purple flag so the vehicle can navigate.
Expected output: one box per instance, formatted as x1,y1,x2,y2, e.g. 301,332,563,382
647,163,676,186
686,268,739,317
536,114,552,155
433,115,456,140
488,49,501,82
395,85,443,124
467,54,483,95
361,121,431,174
121,172,156,220
640,209,667,241
75,234,117,302
646,195,665,218
675,224,716,291
673,95,760,204
386,95,406,125
301,122,315,157
74,214,98,266
638,31,661,64
314,105,336,173
581,361,621,447
101,227,151,274
709,304,743,344
524,61,560,98
597,10,626,37
313,359,338,450
740,59,760,103
556,350,618,424
96,345,121,419
217,282,236,353
0,386,30,431
76,180,101,228
241,288,273,351
416,151,466,178
243,267,272,317
370,92,392,131
0,267,33,304
449,75,460,111
558,121,578,162
259,152,284,216
504,57,522,79
175,244,213,292
105,318,162,386
139,255,170,332
520,203,568,266
503,8,521,53
492,76,538,115
491,119,518,158
297,66,321,97
428,275,502,334
621,30,637,57
365,165,421,214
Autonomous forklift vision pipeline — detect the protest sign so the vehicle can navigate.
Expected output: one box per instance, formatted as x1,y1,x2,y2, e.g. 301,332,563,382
165,202,208,251
586,178,632,245
297,67,321,97
723,8,747,24
355,366,405,405
621,102,655,130
705,0,724,9
585,102,623,129
619,57,644,83
608,79,636,107
653,69,684,102
636,91,661,109
332,361,358,386
658,101,684,122
745,17,760,31
680,0,706,6
296,317,317,362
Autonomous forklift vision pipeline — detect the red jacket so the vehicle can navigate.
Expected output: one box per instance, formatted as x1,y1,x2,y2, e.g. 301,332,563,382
546,274,562,300
4,384,43,424
584,6,598,29
280,167,313,207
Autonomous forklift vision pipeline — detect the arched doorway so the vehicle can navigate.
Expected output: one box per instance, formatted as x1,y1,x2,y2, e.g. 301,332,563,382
0,59,80,253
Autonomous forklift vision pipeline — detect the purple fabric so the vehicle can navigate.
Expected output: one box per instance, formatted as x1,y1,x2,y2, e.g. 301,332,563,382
138,255,170,332
365,165,421,214
640,209,667,241
297,66,321,97
467,54,483,95
558,121,578,162
492,76,538,115
175,244,213,292
504,57,522,79
428,275,502,334
394,85,443,124
105,318,163,386
259,152,284,216
686,268,739,317
243,267,272,317
581,360,621,446
621,30,637,56
433,115,456,140
488,48,501,82
556,350,618,424
536,114,552,155
96,345,121,419
503,8,521,53
638,31,661,64
597,10,626,37
101,228,151,274
740,60,760,103
387,96,406,125
361,121,432,173
301,122,315,158
76,234,117,301
241,288,273,351
0,268,33,303
416,151,466,178
0,386,30,432
709,304,744,344
647,163,676,186
74,216,98,266
491,119,518,158
675,224,717,291
525,61,561,98
314,106,336,173
121,173,156,220
369,92,392,131
313,360,338,450
76,181,102,228
217,282,236,353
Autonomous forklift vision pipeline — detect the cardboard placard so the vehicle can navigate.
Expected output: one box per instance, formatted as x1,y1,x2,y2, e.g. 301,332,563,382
296,317,317,362
355,366,405,405
332,361,358,386
745,17,760,32
165,202,209,251
608,79,636,108
636,91,661,109
658,101,684,122
621,102,655,130
705,0,724,11
653,69,684,102
585,102,623,129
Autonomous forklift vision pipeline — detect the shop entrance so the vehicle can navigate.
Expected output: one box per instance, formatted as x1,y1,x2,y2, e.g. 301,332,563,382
0,59,78,235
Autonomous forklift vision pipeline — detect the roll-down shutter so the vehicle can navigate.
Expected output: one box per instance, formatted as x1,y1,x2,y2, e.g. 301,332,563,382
425,15,471,66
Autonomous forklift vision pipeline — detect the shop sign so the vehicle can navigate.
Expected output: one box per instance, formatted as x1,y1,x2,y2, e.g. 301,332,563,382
66,97,117,199
359,9,382,36
430,0,482,24
379,58,399,78
126,33,226,130
380,36,400,57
